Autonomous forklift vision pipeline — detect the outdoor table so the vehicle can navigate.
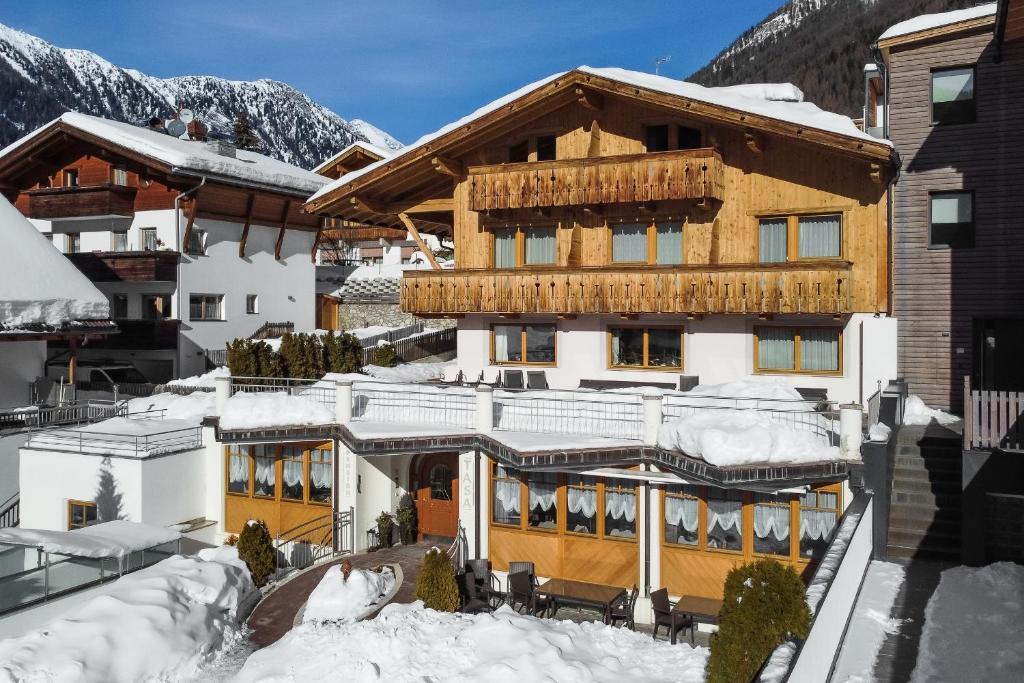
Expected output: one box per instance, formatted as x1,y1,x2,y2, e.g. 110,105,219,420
671,595,724,645
535,578,626,624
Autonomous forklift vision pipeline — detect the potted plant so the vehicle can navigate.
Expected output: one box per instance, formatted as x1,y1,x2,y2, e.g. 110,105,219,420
396,493,417,545
376,511,395,549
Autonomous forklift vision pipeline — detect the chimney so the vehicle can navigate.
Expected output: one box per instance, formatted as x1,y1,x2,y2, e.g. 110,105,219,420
206,139,237,158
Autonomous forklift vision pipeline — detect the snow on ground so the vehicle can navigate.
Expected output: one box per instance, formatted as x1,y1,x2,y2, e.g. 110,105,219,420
165,366,229,387
234,602,708,683
902,395,960,427
831,561,905,683
0,520,180,559
219,391,334,430
0,547,255,683
126,390,216,423
301,566,397,625
879,3,996,40
362,361,454,383
910,562,1024,683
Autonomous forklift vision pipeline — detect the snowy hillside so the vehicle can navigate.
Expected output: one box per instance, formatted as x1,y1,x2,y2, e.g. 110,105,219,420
0,22,402,169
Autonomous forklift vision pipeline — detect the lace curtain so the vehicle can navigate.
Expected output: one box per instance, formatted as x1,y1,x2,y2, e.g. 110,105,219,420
255,457,275,488
283,459,303,487
707,499,742,533
800,509,837,540
753,505,791,542
229,452,248,484
605,490,636,522
664,496,699,532
310,458,331,489
529,478,557,512
494,480,521,514
567,487,597,518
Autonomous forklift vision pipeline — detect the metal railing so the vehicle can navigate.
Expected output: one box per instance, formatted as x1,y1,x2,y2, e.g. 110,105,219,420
662,392,840,446
26,421,203,457
0,400,125,432
353,382,475,429
273,508,354,581
494,390,645,440
230,376,334,407
0,494,18,529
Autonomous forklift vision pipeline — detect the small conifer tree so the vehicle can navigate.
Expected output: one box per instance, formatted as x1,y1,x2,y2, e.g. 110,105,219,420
236,519,276,587
373,342,399,367
414,547,460,612
232,112,261,151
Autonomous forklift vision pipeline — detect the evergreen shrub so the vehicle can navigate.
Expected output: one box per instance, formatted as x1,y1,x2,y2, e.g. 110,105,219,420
373,342,399,367
414,547,459,612
237,519,276,587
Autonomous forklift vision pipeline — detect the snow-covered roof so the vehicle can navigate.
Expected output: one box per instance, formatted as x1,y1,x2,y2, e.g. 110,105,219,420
0,194,110,330
309,65,890,205
879,3,997,41
313,140,394,174
0,112,329,195
0,520,180,558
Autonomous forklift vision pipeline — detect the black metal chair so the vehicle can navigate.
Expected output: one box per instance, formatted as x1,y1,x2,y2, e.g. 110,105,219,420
508,570,554,617
507,561,537,586
465,559,504,607
503,370,525,390
651,587,689,641
526,370,548,390
458,570,494,614
608,585,639,630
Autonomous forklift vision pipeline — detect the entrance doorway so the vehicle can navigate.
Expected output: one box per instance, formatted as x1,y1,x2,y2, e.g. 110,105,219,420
413,453,458,540
975,318,1024,391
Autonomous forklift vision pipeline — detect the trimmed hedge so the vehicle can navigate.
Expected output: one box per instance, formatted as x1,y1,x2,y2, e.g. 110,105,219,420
414,547,459,612
237,519,276,587
225,331,363,378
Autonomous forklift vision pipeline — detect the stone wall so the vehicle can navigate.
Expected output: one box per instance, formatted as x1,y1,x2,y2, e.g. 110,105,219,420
339,302,456,332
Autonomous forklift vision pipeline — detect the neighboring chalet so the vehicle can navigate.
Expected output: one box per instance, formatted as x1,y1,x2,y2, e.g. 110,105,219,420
873,0,1024,411
0,113,328,381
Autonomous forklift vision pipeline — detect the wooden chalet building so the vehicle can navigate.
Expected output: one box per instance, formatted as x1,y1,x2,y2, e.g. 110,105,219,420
0,113,328,381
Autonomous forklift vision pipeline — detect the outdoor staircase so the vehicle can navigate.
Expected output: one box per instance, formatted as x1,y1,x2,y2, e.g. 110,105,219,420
886,424,963,561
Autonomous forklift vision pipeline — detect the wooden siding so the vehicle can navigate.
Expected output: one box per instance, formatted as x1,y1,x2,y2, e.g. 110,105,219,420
401,262,853,316
65,251,178,282
888,29,1024,410
25,184,137,219
489,526,640,588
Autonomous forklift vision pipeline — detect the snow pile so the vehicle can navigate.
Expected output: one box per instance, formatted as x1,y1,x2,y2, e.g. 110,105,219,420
902,395,959,426
26,414,203,456
302,565,397,624
126,391,216,422
165,366,229,387
0,194,109,328
362,361,455,383
868,421,892,442
0,520,180,559
235,602,708,682
715,83,804,102
0,548,255,683
831,561,905,683
879,3,996,40
219,391,334,430
911,562,1024,682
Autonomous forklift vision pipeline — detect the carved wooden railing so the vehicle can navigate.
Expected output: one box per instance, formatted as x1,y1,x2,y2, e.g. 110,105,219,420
401,262,853,315
467,148,724,211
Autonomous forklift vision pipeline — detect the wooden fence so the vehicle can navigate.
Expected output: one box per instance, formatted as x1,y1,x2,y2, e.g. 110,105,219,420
964,376,1024,451
363,327,456,365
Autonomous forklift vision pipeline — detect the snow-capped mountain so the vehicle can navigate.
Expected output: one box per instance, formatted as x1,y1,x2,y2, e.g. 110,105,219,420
0,22,402,169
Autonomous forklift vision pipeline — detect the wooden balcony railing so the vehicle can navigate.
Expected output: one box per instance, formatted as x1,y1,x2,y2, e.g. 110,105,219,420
467,148,724,211
964,376,1024,451
25,184,137,219
401,262,853,316
66,251,179,282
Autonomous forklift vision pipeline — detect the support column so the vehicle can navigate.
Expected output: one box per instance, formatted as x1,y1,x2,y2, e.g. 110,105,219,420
458,450,478,558
635,475,652,624
337,441,362,550
476,385,493,433
214,375,230,416
643,392,663,446
478,452,490,560
840,403,864,460
335,379,353,425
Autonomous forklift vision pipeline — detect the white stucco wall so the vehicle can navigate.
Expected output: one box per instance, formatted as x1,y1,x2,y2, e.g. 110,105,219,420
0,341,45,410
456,313,897,405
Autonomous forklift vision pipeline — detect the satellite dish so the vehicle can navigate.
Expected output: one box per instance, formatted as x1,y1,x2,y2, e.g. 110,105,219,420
178,108,194,123
167,119,187,137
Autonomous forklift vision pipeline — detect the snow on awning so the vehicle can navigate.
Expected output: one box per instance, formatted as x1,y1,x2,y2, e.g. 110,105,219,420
0,520,181,558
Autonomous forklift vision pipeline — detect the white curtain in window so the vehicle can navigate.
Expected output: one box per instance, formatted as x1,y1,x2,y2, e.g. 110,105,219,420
111,232,127,251
707,499,742,533
754,505,791,541
800,328,839,371
798,215,841,258
758,328,795,370
817,492,838,509
655,221,683,265
255,457,275,488
283,459,303,487
605,490,636,522
495,480,521,513
759,218,788,263
567,487,598,518
612,223,647,262
664,496,699,532
494,229,516,267
229,453,248,484
493,325,518,362
524,228,555,265
800,509,836,540
310,457,331,489
529,479,557,511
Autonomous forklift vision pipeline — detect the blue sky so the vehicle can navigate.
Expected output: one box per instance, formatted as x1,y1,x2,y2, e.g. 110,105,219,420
2,1,786,143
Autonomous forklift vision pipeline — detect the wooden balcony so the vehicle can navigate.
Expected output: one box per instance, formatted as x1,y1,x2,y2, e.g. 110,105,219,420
66,251,179,282
49,319,179,351
466,148,724,212
25,184,137,219
401,262,853,316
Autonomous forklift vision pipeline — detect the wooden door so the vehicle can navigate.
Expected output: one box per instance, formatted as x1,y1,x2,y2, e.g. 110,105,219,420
316,295,340,330
414,453,459,539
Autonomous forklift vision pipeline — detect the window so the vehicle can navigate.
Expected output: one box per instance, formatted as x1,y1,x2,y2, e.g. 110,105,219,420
189,294,223,321
227,446,249,495
664,485,700,546
253,445,276,498
491,226,556,267
524,227,555,265
493,464,521,526
428,463,453,501
753,493,791,556
63,169,79,187
566,475,598,535
677,126,703,150
799,488,839,558
759,218,788,263
142,294,171,320
929,191,974,248
508,140,529,163
604,482,636,538
281,446,305,501
112,294,128,319
932,67,975,125
246,294,259,314
758,214,842,262
494,228,516,268
645,124,669,152
67,500,97,530
706,488,743,551
611,220,683,264
655,221,683,265
609,327,683,370
112,167,128,186
309,447,332,504
755,326,841,374
611,222,647,262
492,324,556,365
66,233,80,254
186,228,206,256
140,227,158,251
797,215,841,258
110,231,128,252
536,135,557,161
527,472,558,530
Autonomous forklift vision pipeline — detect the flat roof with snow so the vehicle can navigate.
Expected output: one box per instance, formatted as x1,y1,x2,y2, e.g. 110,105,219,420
878,3,997,42
0,520,181,559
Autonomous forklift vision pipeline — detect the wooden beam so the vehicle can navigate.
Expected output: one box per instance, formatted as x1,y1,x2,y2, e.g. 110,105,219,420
311,217,325,263
431,155,463,178
386,197,455,214
350,195,389,215
576,87,603,111
274,200,292,260
181,197,199,253
587,120,602,158
238,193,256,258
745,131,764,154
398,212,441,271
869,163,883,184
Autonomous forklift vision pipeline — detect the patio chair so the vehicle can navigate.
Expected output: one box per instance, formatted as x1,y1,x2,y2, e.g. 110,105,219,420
507,560,536,586
651,587,689,642
465,559,504,607
458,570,494,615
503,370,525,390
526,370,548,390
508,570,554,617
608,585,639,630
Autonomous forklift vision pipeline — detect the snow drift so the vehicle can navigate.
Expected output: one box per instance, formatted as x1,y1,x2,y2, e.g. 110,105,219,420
301,565,397,624
219,391,334,430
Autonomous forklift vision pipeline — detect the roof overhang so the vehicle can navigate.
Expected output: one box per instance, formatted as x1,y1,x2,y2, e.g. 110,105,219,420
876,12,997,61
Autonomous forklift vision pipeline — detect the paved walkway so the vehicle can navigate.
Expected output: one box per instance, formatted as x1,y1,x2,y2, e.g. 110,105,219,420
247,543,431,647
